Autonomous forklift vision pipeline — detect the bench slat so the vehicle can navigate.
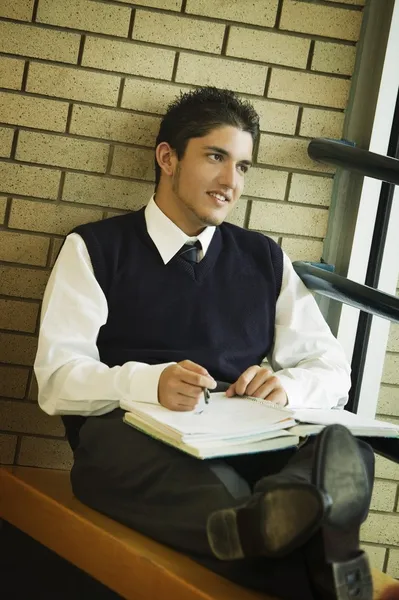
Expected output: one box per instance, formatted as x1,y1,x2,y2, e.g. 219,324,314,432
0,467,271,600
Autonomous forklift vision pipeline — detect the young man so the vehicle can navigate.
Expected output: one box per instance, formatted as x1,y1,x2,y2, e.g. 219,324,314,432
35,87,374,600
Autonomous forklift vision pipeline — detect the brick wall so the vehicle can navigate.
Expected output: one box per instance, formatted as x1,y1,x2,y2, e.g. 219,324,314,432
6,0,397,573
364,279,399,577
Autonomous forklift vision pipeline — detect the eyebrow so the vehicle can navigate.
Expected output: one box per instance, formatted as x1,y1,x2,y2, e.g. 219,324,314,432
204,145,253,167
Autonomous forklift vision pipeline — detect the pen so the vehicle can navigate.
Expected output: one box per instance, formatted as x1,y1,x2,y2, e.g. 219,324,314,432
204,388,210,404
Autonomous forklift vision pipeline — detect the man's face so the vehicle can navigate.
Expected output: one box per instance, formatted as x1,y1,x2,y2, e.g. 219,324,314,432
167,126,253,235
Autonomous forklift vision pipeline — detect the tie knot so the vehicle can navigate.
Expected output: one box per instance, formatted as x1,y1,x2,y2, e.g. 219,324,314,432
178,240,201,264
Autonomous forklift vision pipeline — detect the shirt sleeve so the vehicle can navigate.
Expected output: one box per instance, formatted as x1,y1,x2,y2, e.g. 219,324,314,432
268,252,351,409
34,233,173,416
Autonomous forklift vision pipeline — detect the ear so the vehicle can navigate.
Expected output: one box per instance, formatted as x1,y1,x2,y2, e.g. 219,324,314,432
155,142,178,179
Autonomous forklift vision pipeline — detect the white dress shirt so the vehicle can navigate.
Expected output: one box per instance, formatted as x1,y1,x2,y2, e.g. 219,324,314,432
34,197,351,417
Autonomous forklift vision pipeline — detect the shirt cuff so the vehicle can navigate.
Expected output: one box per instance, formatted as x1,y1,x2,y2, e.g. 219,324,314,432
119,362,175,409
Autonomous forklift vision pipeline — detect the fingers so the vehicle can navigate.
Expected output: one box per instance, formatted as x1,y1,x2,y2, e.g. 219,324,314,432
227,365,263,397
225,366,288,406
158,360,216,412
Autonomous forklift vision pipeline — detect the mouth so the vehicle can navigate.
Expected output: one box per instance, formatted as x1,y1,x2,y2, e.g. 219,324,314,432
207,191,230,205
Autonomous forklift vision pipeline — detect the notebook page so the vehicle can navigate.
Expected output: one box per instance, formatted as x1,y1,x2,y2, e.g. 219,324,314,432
121,393,294,437
294,409,398,430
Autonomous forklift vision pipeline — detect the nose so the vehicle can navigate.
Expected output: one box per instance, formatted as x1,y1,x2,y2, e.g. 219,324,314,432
218,160,237,190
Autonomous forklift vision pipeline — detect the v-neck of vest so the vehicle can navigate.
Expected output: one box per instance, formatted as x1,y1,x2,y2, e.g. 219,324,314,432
136,209,222,282
174,228,222,282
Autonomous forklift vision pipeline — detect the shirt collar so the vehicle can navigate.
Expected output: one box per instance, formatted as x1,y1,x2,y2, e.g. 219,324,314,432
145,196,216,265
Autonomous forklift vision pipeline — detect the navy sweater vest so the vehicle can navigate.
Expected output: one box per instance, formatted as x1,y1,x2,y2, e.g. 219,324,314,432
74,208,283,384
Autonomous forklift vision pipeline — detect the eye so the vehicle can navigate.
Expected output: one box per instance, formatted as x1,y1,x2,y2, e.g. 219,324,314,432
209,153,223,162
238,163,249,174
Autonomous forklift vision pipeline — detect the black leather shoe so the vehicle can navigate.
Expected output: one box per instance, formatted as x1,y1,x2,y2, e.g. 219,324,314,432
207,481,329,560
308,424,373,600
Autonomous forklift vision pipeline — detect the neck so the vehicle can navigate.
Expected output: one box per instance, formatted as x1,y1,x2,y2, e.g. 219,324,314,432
154,187,206,237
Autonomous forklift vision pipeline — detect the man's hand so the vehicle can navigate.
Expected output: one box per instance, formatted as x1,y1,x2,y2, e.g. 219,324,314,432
158,360,217,411
225,365,288,406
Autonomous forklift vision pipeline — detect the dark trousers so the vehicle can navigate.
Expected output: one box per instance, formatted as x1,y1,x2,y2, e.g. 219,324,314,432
70,409,375,600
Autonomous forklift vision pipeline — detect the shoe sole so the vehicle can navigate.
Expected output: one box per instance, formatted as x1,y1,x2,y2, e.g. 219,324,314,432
312,425,373,600
207,483,325,560
314,424,369,531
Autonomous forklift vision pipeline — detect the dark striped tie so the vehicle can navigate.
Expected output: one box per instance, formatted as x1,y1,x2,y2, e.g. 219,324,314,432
178,241,201,264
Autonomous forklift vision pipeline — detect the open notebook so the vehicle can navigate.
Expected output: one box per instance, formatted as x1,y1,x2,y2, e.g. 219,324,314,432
121,393,399,459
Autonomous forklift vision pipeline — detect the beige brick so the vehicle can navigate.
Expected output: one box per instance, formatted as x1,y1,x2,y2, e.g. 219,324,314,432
360,545,386,572
0,91,69,132
0,162,60,199
276,75,350,115
249,201,328,237
249,98,298,135
0,265,49,300
258,135,334,173
361,513,399,546
83,37,175,80
370,480,398,512
0,21,80,63
225,200,247,228
27,63,120,107
0,56,25,90
37,0,131,37
18,437,73,470
63,172,154,211
0,0,34,21
0,433,17,465
313,42,357,76
70,105,160,147
387,549,399,579
0,400,64,436
111,146,154,181
382,354,399,385
17,131,109,173
0,299,39,333
176,54,267,96
9,198,103,235
0,230,49,266
280,0,363,42
289,174,333,207
227,27,309,69
269,70,351,109
28,374,38,402
387,323,399,352
134,10,224,54
0,365,29,399
300,108,345,140
103,210,127,220
244,168,288,201
0,332,37,366
281,237,323,262
122,79,191,115
378,386,399,417
0,198,7,224
375,454,399,480
186,0,279,27
0,126,13,158
117,0,180,8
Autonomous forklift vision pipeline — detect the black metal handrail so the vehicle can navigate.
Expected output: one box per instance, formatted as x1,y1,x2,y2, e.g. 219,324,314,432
293,261,399,324
308,138,399,185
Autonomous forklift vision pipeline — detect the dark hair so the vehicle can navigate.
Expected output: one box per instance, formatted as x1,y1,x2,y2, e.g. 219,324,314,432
154,86,260,185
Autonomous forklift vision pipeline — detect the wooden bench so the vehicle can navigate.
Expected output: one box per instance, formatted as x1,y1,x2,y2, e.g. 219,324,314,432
1,466,398,600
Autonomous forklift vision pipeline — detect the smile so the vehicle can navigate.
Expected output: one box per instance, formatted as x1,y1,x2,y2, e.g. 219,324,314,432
207,192,229,203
